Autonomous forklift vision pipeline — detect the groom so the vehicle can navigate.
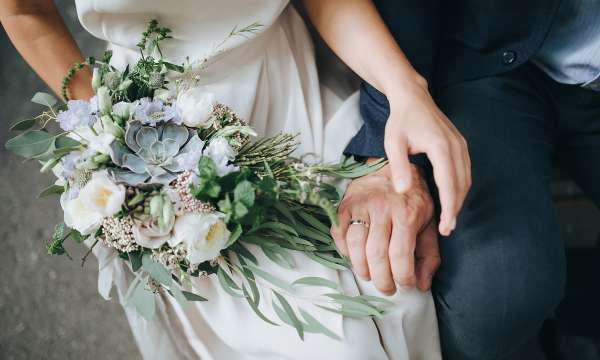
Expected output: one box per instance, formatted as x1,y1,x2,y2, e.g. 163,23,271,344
343,1,600,359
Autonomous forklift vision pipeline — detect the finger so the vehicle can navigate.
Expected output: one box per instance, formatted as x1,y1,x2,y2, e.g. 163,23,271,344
389,218,417,288
346,210,370,280
427,145,459,236
331,206,352,257
365,215,395,295
415,220,441,291
384,134,413,193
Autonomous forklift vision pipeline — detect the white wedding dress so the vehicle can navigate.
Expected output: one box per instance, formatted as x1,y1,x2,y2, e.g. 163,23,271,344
75,1,441,359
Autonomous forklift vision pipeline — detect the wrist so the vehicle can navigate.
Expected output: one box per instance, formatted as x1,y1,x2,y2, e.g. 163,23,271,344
382,71,429,109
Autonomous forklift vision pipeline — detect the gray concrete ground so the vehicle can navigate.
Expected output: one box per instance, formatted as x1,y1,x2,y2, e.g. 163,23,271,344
1,2,599,360
0,2,139,359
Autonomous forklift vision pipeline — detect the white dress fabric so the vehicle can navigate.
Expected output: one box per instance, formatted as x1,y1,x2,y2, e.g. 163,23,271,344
75,1,441,359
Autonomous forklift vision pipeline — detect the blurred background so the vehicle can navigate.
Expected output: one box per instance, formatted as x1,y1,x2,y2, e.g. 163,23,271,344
0,1,599,359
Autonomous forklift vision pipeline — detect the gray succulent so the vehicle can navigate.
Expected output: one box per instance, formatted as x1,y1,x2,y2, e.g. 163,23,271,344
109,120,204,187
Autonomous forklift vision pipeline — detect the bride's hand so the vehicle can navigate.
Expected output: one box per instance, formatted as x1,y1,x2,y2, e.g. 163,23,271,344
385,77,471,236
331,164,441,294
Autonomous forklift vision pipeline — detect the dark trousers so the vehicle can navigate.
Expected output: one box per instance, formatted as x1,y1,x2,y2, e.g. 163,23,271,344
430,63,600,360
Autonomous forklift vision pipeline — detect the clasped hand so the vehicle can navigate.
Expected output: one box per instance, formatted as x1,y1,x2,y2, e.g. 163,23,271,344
331,164,440,295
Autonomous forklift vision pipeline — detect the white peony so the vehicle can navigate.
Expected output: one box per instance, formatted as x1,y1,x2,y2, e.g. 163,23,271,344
176,87,215,128
60,193,103,235
170,212,230,264
78,171,126,217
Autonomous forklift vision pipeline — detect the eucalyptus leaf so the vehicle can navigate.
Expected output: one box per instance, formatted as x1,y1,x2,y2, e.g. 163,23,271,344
216,267,243,298
5,130,54,159
10,118,36,131
300,309,341,340
243,263,294,292
297,210,330,234
31,92,57,107
292,276,340,291
273,291,304,340
182,291,208,302
306,252,348,271
128,279,156,320
37,184,64,198
168,285,187,308
129,252,143,272
241,284,278,326
261,245,295,269
141,253,172,286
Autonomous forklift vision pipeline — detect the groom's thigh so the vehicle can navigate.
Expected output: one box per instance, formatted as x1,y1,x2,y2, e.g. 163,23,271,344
431,67,566,360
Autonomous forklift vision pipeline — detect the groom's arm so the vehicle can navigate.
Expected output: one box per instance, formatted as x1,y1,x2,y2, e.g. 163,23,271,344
303,0,471,237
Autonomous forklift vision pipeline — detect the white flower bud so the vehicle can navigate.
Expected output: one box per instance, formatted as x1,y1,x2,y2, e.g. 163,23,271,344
97,86,112,115
91,68,101,91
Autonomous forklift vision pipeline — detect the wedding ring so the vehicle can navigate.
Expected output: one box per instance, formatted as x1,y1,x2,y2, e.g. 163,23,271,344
349,219,370,228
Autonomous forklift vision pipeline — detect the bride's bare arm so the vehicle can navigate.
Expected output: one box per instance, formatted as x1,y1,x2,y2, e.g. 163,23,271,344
303,0,470,237
0,0,93,99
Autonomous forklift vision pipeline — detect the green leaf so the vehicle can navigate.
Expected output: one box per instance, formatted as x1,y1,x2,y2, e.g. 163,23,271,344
273,202,296,225
168,284,187,307
292,276,341,291
273,291,304,340
300,309,341,340
54,135,80,149
5,130,54,159
234,202,248,219
324,294,383,318
141,253,172,286
10,118,36,131
261,245,295,269
182,290,208,302
129,251,143,272
225,224,242,248
243,263,294,292
128,279,155,320
297,210,330,234
242,284,278,326
38,184,64,198
255,221,299,237
31,92,57,107
70,229,86,244
216,266,243,297
306,252,348,271
234,180,255,207
198,156,217,180
163,61,184,73
231,243,258,265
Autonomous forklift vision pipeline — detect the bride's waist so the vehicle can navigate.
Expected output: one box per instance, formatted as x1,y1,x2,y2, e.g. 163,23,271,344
108,19,279,77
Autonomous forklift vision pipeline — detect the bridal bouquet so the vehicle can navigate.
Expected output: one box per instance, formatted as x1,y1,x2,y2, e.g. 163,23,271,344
5,20,389,339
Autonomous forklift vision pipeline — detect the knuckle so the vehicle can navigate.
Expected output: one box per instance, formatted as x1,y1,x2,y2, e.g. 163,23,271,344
375,281,396,295
366,245,388,262
396,276,417,288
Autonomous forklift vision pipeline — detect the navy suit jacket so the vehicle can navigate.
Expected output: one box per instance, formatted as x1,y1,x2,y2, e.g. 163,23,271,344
344,0,562,159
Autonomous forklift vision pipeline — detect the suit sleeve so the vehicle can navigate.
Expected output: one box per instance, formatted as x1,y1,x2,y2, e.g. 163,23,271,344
344,0,441,169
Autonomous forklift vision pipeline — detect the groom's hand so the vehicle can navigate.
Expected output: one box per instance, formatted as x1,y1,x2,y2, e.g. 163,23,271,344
331,163,440,295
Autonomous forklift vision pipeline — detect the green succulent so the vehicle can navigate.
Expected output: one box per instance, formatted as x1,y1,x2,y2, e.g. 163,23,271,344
109,120,203,187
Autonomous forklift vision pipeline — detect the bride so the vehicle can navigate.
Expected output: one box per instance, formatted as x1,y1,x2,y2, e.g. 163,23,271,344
1,0,453,358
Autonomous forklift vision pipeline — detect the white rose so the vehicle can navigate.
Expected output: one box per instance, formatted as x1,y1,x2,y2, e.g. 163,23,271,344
60,193,103,235
171,212,230,264
205,137,238,176
176,87,215,128
78,171,126,217
132,216,174,249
